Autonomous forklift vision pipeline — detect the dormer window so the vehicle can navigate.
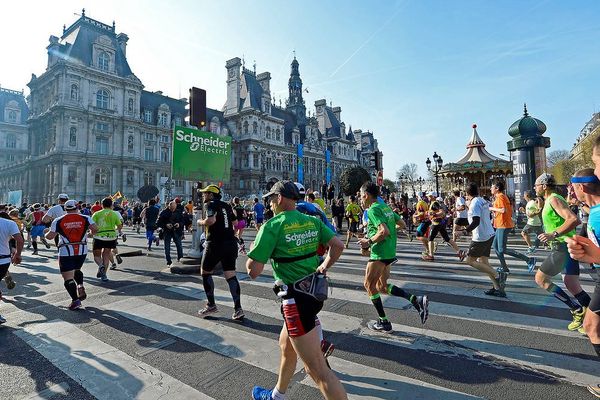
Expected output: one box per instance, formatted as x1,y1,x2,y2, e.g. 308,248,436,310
158,112,168,127
7,111,16,123
98,51,109,71
144,110,153,123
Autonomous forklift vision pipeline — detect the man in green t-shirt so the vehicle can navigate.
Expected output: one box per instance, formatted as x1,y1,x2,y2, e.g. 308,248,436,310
246,181,347,400
92,197,123,282
357,181,429,333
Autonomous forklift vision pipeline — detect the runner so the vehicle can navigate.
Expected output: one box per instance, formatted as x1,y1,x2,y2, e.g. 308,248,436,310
132,202,143,234
197,184,244,320
490,180,536,274
141,199,160,251
43,193,68,225
520,190,543,254
45,200,97,310
90,201,103,214
458,182,507,297
423,195,466,262
157,200,184,267
452,190,469,242
566,149,600,397
413,193,431,256
232,197,247,254
253,197,265,231
30,203,50,255
246,181,347,400
0,213,23,323
345,195,361,248
358,181,429,333
533,172,590,331
91,197,123,282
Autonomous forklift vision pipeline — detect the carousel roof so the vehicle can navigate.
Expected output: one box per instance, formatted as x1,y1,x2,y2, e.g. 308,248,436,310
441,124,512,175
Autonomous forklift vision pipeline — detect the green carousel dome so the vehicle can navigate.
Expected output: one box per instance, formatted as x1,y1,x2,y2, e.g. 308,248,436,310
508,103,547,138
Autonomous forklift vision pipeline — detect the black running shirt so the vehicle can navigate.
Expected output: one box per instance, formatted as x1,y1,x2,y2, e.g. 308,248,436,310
205,200,236,242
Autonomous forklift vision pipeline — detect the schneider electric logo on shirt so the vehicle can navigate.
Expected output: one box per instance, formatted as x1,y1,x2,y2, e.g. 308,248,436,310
175,129,230,154
285,230,319,246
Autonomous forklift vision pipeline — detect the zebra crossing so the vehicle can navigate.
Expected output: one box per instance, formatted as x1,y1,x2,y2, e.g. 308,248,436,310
0,236,597,399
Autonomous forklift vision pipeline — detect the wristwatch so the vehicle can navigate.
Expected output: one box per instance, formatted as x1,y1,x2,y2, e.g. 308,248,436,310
552,231,559,239
367,238,374,246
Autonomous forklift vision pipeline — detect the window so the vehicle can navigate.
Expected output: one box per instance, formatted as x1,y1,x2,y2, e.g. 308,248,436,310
7,111,17,123
243,121,248,134
144,148,154,161
96,89,109,109
68,168,76,184
128,98,134,113
158,112,168,127
127,135,134,153
144,110,153,123
6,134,16,149
266,126,271,139
7,154,15,162
96,137,108,155
96,122,109,133
174,116,182,126
276,159,282,171
276,129,281,141
98,51,109,71
69,127,77,147
94,168,109,185
253,155,259,168
160,135,170,143
70,84,78,100
252,121,258,134
144,171,154,185
126,170,134,185
160,147,169,162
144,132,154,141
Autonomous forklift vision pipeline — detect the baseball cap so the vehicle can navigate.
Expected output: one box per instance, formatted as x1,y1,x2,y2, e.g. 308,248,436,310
33,203,41,210
427,191,438,197
58,193,69,200
199,184,221,195
263,181,300,200
294,182,306,196
535,173,556,186
64,200,78,210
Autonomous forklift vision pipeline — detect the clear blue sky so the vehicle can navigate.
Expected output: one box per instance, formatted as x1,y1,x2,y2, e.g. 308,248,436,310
3,0,600,178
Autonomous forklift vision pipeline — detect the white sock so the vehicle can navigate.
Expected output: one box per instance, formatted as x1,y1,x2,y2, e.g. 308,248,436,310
314,317,324,342
272,388,286,400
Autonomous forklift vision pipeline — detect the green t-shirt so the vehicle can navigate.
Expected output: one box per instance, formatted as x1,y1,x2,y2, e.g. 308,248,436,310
542,193,575,243
345,203,361,222
92,208,121,240
247,209,335,284
367,202,400,260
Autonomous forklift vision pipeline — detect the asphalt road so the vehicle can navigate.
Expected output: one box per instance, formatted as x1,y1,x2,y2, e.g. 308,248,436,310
0,227,596,400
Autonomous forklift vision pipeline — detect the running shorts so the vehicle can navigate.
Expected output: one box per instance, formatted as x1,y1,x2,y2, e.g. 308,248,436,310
416,221,431,238
31,225,45,238
256,216,264,224
467,237,494,258
93,239,117,250
454,217,469,227
234,220,246,230
280,287,323,337
58,255,86,273
0,260,9,279
522,224,543,235
368,258,397,266
201,240,238,272
349,221,358,233
539,243,579,276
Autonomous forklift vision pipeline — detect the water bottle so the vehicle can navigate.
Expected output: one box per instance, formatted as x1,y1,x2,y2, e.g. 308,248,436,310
275,279,288,298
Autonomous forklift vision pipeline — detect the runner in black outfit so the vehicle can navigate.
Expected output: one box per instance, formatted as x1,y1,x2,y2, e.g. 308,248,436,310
197,184,244,320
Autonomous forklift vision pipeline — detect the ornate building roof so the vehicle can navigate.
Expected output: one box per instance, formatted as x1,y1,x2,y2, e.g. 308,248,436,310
508,104,547,138
442,124,512,175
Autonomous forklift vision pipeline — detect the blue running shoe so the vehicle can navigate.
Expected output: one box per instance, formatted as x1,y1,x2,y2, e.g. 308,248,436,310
527,257,537,273
252,386,274,400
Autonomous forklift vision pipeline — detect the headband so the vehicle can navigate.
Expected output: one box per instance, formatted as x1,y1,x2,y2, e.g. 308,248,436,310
571,176,600,184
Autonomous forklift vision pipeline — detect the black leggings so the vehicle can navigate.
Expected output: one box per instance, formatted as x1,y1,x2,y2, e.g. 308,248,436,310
429,223,450,242
0,262,9,280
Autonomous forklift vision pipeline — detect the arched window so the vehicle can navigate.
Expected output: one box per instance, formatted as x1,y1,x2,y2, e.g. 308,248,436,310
127,135,134,153
94,168,109,185
252,121,258,134
98,52,109,71
96,89,109,109
69,127,77,147
7,110,17,123
128,98,134,113
276,129,281,141
70,84,78,100
266,126,271,139
243,121,249,134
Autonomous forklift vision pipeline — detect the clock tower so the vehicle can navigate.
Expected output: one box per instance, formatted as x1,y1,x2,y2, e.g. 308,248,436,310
286,56,306,126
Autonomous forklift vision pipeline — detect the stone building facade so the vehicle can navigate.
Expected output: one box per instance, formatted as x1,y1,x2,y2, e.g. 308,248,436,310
0,12,382,203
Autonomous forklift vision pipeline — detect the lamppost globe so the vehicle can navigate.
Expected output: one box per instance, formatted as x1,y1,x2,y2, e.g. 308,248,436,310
426,158,432,171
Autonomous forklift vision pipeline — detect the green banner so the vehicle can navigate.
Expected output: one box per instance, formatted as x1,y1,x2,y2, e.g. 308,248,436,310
172,125,232,182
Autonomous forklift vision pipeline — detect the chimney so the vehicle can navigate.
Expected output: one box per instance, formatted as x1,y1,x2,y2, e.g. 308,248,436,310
332,106,341,122
256,72,271,93
117,33,129,57
46,35,60,68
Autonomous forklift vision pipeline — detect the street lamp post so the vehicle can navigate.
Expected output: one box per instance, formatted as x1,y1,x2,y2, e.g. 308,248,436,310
426,151,444,195
416,177,425,193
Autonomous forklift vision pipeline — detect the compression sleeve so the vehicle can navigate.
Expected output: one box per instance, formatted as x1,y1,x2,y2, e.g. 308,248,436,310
465,216,480,233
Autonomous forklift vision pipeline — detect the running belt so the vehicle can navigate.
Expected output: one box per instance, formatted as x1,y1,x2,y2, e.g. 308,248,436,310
272,251,318,263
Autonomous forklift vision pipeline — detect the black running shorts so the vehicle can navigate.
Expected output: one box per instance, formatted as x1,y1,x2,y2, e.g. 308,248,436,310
454,217,469,227
368,258,397,266
590,282,600,314
539,243,579,276
58,255,86,273
349,221,358,233
93,239,117,250
281,287,323,337
201,240,238,272
467,237,494,258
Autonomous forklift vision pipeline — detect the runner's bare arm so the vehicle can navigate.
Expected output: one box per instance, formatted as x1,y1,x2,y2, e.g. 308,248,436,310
11,233,23,265
358,223,389,248
198,215,216,226
566,235,600,264
538,196,580,242
317,236,344,273
89,223,98,235
246,258,264,279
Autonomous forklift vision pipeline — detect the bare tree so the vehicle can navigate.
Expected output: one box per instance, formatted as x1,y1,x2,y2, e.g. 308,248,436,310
546,150,570,168
396,163,418,195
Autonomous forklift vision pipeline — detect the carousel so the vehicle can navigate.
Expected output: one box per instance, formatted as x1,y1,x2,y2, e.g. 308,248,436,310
441,124,513,195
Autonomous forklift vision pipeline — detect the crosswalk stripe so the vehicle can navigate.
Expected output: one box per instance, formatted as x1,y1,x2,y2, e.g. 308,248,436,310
167,282,600,387
111,298,482,399
23,382,70,400
14,319,215,400
237,273,585,338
